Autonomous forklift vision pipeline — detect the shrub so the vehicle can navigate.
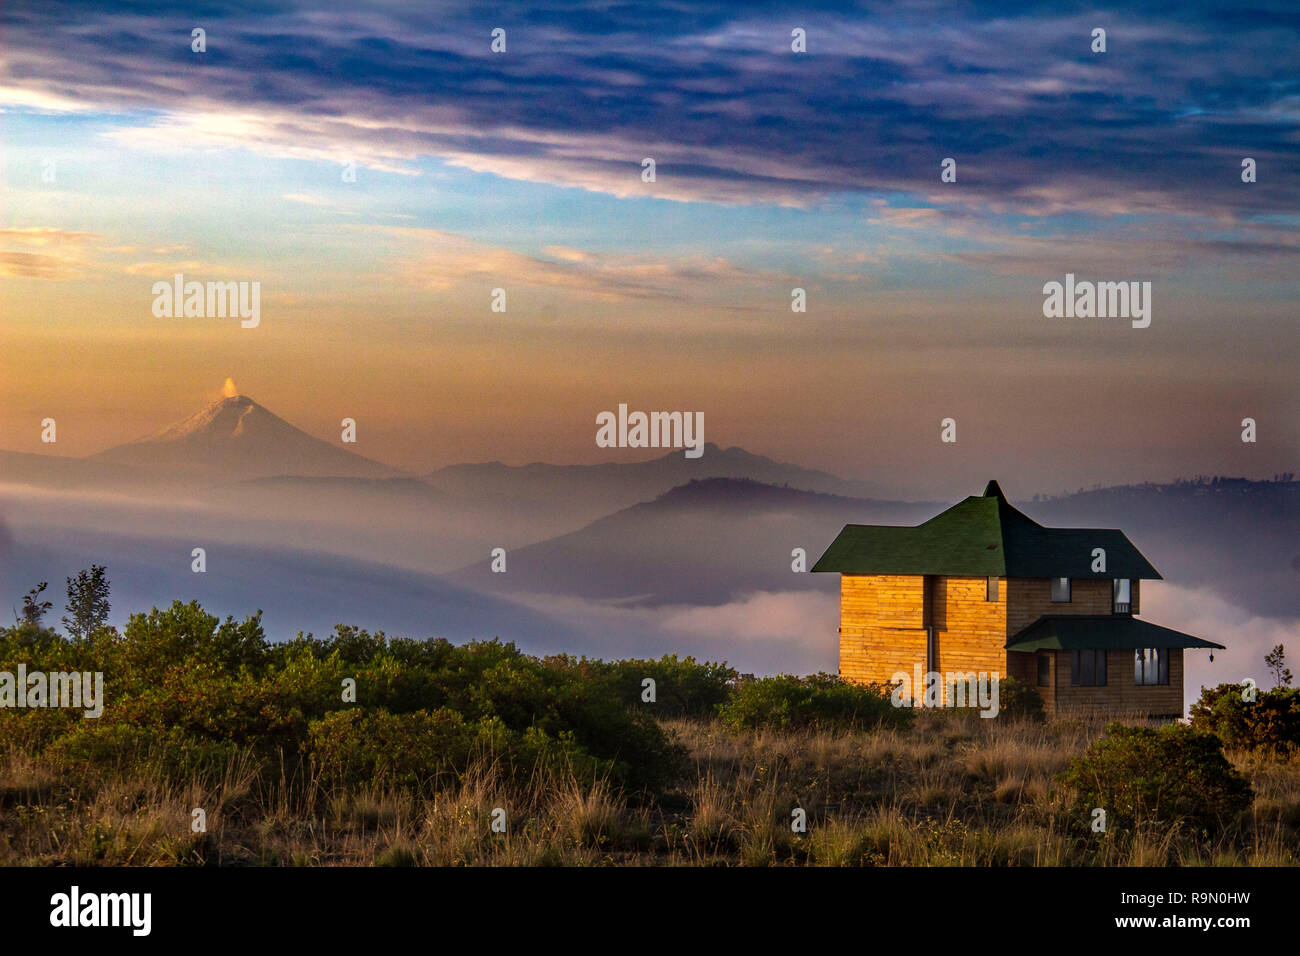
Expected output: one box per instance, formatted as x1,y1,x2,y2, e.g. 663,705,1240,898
47,723,245,781
993,675,1045,723
717,673,909,732
547,653,737,718
1058,722,1253,841
306,708,476,790
1189,683,1300,756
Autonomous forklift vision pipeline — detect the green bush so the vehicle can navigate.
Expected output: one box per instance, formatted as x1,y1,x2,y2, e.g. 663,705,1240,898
1058,722,1253,841
47,723,245,781
1189,683,1300,756
993,675,1045,722
306,708,477,789
0,607,690,794
717,673,909,732
546,653,737,718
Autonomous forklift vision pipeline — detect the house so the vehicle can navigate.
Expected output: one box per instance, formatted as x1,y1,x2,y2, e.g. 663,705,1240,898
811,480,1223,718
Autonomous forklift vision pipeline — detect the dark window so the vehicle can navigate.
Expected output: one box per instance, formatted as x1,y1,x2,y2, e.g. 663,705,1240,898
986,576,999,602
1051,577,1071,603
1071,649,1107,686
1135,648,1169,685
1037,654,1051,687
1113,578,1131,614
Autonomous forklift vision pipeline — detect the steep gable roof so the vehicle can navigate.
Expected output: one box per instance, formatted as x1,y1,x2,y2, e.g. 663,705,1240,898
811,480,1161,579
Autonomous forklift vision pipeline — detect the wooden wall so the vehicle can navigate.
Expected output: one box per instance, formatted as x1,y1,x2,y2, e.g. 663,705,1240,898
839,574,929,686
1050,647,1183,717
1006,578,1110,633
839,573,1007,702
932,576,1006,677
839,573,1172,717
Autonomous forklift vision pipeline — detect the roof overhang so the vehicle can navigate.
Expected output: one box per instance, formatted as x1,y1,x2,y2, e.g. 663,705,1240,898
1006,614,1225,652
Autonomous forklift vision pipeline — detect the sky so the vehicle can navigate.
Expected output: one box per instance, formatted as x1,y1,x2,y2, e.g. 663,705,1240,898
2,0,1297,499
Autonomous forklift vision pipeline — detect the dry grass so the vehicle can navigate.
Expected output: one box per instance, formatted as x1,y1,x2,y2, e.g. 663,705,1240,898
2,714,1297,866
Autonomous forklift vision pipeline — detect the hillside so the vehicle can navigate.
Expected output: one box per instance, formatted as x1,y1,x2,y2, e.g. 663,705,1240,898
448,475,1300,619
447,478,938,605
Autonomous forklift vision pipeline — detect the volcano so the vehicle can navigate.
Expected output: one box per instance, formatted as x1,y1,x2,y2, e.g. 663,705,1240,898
91,394,399,480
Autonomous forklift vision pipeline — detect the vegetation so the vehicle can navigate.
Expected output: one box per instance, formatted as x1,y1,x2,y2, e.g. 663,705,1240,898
61,564,111,640
1,601,687,795
2,574,1297,866
1265,643,1293,688
1189,683,1300,757
717,673,908,732
1058,722,1253,842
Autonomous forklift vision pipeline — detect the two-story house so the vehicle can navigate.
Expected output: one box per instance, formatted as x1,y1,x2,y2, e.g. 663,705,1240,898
811,481,1223,718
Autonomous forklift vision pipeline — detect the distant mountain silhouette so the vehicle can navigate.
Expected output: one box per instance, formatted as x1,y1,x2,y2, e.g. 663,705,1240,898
0,521,581,652
447,477,938,605
424,443,894,523
448,475,1300,616
81,394,398,481
1025,478,1300,618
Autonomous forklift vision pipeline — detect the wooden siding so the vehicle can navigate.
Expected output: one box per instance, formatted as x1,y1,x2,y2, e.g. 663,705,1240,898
1051,648,1183,717
840,574,1006,703
875,575,925,628
839,575,928,686
839,573,1176,718
1006,578,1112,633
931,576,1006,678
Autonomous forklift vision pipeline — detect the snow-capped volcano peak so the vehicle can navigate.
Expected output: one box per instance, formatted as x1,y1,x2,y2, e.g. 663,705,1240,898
141,394,271,445
92,391,397,480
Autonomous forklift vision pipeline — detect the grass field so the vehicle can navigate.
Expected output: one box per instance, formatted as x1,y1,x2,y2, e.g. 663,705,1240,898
4,709,1296,866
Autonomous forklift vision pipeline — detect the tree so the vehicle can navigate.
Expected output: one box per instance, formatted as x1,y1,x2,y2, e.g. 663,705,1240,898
19,581,53,626
63,565,111,639
1265,644,1293,688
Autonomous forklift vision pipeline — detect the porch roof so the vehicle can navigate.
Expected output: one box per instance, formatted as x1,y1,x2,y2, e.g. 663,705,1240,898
1005,614,1225,652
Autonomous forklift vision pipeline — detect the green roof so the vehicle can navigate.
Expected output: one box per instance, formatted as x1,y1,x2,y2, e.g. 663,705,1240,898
1006,615,1223,652
811,480,1161,579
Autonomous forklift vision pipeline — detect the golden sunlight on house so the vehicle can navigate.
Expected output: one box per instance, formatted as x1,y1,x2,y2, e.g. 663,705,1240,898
813,481,1225,719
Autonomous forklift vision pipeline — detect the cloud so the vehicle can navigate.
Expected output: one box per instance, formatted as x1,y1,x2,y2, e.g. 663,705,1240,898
502,588,839,674
104,111,421,176
0,229,267,282
0,228,102,280
662,589,839,648
120,260,249,278
1141,583,1300,707
281,193,332,207
376,226,793,301
0,0,1295,234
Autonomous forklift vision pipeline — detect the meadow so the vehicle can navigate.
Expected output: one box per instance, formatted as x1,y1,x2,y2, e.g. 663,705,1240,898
1,600,1297,867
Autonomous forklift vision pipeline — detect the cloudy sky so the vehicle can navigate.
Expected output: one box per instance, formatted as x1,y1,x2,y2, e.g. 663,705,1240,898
2,1,1296,497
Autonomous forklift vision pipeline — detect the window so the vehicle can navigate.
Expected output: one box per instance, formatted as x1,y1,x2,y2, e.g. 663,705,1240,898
1037,654,1051,687
1135,648,1169,685
1071,649,1107,686
1051,577,1071,603
1113,578,1131,614
986,576,999,601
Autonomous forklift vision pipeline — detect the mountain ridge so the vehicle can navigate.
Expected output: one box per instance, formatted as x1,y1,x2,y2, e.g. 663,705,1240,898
86,394,399,481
